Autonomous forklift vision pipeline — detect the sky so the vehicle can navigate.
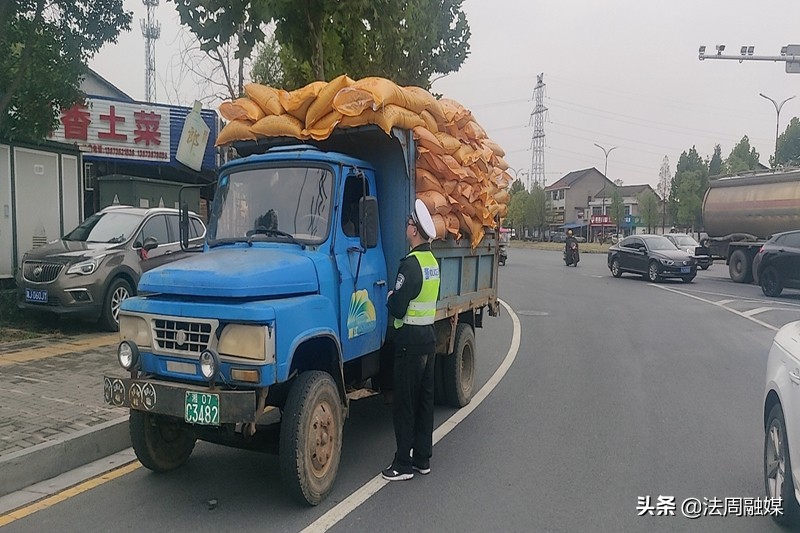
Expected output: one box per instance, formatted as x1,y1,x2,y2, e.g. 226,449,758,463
90,0,800,192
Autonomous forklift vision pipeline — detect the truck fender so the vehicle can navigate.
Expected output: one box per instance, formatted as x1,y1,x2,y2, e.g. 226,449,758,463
285,329,348,408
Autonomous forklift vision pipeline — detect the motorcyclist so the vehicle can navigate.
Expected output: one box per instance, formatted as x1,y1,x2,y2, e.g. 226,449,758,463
564,229,579,266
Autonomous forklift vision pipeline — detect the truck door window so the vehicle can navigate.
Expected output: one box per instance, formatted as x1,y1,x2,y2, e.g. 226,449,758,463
342,175,369,237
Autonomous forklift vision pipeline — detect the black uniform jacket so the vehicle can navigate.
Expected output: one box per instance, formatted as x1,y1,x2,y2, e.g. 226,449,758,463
387,243,437,355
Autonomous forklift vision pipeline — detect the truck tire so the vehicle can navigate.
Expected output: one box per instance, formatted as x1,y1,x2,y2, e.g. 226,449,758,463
433,354,447,406
99,278,133,332
279,371,343,506
442,323,476,408
130,411,196,472
729,249,753,283
760,266,784,297
765,404,800,526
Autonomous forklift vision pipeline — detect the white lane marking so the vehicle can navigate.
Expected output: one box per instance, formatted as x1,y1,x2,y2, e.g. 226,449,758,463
675,288,800,308
652,285,778,332
742,306,792,318
716,299,737,306
301,299,522,533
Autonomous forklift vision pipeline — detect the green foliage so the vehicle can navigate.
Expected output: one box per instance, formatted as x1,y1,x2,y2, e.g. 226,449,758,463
724,135,760,174
526,184,548,236
609,187,624,227
674,171,705,228
774,117,800,167
506,189,528,237
509,179,526,196
251,35,286,87
708,144,723,177
637,190,659,233
669,146,708,221
0,0,132,141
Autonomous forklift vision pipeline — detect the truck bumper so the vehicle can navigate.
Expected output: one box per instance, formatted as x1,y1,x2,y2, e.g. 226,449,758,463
103,376,258,423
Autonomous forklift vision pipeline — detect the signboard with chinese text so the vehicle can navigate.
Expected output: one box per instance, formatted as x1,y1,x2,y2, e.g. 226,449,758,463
591,215,612,226
49,97,218,172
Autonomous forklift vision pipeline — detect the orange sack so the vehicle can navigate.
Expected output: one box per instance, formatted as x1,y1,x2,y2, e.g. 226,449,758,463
251,114,305,139
305,75,354,128
244,84,284,116
219,98,265,122
215,119,256,146
279,81,327,121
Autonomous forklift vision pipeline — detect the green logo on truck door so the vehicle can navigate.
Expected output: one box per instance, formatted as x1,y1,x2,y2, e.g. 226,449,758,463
347,289,377,338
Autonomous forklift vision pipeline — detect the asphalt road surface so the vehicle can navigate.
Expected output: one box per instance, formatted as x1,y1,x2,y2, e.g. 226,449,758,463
4,248,800,532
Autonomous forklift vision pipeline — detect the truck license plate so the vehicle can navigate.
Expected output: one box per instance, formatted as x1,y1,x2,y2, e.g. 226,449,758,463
680,267,690,274
25,288,48,303
184,392,219,426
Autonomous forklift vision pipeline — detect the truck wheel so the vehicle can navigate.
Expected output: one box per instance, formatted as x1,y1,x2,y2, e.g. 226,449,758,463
433,354,447,406
760,266,784,297
279,371,343,506
130,411,196,472
443,323,476,408
610,258,622,278
765,404,800,526
99,278,133,332
729,249,753,283
647,261,661,283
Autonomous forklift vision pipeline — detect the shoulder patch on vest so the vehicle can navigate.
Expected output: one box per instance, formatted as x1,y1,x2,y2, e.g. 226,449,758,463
395,273,405,290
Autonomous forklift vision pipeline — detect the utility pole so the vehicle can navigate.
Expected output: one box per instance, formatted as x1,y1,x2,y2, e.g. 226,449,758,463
594,143,616,241
529,74,548,190
759,93,795,166
141,0,161,102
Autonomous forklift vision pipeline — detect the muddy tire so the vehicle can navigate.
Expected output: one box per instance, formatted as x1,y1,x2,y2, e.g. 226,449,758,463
279,371,343,506
442,323,476,408
729,249,753,283
130,411,196,472
100,278,133,332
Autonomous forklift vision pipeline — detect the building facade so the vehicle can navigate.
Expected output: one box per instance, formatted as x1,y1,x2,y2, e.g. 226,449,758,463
545,167,613,240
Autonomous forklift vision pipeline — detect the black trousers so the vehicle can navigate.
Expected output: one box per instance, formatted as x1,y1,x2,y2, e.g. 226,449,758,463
392,347,435,471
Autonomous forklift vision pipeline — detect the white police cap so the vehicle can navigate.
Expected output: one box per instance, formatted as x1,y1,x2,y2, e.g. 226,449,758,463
411,198,437,241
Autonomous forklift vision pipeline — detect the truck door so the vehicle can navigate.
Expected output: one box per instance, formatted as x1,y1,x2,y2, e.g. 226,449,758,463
335,173,388,361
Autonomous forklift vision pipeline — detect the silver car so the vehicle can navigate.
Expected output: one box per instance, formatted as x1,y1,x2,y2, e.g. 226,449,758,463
17,205,205,330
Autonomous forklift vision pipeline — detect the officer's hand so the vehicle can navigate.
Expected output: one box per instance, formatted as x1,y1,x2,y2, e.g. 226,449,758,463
387,290,394,301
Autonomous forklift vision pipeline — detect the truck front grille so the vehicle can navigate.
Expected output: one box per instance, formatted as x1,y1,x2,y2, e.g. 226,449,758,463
153,319,212,354
22,262,64,283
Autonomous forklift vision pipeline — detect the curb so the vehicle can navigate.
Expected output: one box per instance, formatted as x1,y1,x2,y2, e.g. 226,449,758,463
0,415,131,498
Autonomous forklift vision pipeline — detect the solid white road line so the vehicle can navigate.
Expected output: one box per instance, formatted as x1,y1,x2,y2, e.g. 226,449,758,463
652,285,778,332
300,299,522,533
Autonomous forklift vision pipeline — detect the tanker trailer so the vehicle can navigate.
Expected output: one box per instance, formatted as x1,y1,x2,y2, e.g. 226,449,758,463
701,169,800,283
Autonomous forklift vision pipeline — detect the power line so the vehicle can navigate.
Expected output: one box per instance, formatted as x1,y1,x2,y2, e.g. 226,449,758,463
529,74,548,188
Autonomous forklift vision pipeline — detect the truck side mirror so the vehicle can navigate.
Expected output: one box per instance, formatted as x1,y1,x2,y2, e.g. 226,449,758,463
180,202,189,250
359,196,379,249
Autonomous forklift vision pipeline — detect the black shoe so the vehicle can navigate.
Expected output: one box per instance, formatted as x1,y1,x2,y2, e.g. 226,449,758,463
412,461,430,475
382,465,413,481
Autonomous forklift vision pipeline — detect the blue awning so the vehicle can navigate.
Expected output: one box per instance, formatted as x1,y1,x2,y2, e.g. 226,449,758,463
560,221,587,229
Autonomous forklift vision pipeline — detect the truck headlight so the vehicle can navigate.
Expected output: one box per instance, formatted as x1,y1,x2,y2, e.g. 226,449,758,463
66,255,106,275
119,314,151,347
118,341,140,370
199,349,220,381
218,324,274,362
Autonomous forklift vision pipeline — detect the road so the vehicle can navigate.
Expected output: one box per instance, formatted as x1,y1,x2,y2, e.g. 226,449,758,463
3,248,800,532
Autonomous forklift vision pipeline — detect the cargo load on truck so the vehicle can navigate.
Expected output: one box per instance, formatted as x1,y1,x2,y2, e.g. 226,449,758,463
215,75,513,248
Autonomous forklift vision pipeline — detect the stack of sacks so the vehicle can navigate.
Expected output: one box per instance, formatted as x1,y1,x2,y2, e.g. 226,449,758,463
216,76,513,248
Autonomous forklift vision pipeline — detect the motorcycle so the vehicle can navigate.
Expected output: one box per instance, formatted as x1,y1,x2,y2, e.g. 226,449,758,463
499,244,508,266
563,240,580,267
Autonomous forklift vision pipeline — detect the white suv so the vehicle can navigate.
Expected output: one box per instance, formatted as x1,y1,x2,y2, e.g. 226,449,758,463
764,320,800,525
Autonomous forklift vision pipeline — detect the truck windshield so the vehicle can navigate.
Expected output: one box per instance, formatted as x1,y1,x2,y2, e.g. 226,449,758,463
209,166,333,246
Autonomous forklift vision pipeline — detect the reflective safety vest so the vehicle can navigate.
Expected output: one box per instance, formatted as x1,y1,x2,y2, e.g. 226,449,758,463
394,250,440,328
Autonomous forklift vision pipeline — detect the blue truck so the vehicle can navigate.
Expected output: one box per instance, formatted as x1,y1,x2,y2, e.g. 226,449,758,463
104,126,500,505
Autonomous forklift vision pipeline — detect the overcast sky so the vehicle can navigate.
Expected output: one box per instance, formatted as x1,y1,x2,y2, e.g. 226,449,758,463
91,0,800,191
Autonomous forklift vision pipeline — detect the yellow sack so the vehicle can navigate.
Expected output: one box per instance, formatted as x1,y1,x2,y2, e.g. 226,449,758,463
430,214,447,241
493,189,511,205
303,110,343,141
251,114,305,139
444,212,462,239
404,86,448,127
416,168,447,196
434,132,461,154
279,81,327,121
463,121,487,141
419,110,439,133
219,98,265,122
417,190,451,215
494,156,510,171
244,84,284,116
332,87,376,117
340,105,425,135
483,138,505,158
215,119,256,146
305,74,354,127
413,126,445,155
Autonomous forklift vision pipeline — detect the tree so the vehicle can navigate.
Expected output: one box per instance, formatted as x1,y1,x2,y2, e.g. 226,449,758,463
526,184,548,238
657,156,671,233
609,187,624,236
708,144,723,177
773,116,800,167
674,171,705,229
669,146,708,225
506,189,529,239
637,190,659,234
724,135,760,174
509,178,526,196
0,0,133,141
251,34,286,87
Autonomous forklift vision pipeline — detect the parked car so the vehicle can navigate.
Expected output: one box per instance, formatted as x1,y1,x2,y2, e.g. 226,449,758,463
763,320,800,526
550,232,567,243
664,233,713,270
17,205,206,330
607,234,697,282
752,229,800,297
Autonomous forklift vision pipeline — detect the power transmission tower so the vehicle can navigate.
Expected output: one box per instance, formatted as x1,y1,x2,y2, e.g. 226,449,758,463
141,0,161,102
529,73,548,189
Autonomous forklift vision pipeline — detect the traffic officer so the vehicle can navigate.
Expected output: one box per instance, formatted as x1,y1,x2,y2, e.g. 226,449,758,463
382,199,440,481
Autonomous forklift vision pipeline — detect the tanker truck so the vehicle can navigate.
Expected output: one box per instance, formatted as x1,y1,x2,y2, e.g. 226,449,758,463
701,169,800,283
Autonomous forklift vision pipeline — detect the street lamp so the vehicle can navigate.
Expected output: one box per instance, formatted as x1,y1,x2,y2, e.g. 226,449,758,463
594,143,617,242
759,93,796,166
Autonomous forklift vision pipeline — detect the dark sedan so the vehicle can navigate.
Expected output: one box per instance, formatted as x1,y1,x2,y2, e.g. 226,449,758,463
753,229,800,297
608,234,697,283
